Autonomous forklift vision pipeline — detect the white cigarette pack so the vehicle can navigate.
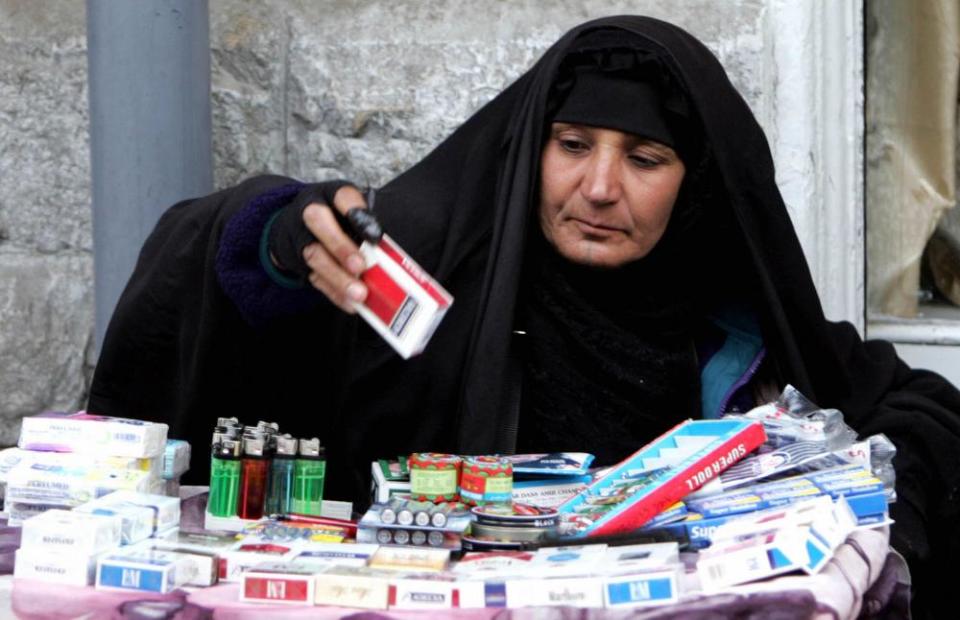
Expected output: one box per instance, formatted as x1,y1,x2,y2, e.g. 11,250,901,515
20,509,123,554
290,543,379,570
74,499,154,545
137,542,219,586
14,547,100,586
524,544,608,578
219,540,301,582
452,551,537,579
314,566,393,609
696,527,810,591
504,576,605,608
353,235,453,359
82,490,180,534
5,462,153,507
389,575,458,610
368,546,450,572
19,411,168,458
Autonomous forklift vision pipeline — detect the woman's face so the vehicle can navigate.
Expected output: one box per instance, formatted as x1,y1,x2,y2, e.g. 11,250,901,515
539,122,686,268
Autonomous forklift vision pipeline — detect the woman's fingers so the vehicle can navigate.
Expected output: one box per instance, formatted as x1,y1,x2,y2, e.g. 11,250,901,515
302,203,366,276
303,241,367,313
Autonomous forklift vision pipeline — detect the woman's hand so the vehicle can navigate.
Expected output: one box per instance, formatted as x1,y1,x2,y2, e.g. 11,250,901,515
300,185,370,314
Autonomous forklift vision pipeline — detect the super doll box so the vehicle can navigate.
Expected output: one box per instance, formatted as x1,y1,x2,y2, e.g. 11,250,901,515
558,419,766,538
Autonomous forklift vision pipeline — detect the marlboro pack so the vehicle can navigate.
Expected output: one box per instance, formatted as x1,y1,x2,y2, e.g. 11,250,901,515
504,576,605,608
240,562,320,605
353,234,453,359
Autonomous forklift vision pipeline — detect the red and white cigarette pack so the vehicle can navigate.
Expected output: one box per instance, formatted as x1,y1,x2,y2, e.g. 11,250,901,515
354,235,453,359
240,562,319,605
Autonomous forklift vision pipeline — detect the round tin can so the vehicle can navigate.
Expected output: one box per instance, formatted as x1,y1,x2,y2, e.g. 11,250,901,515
392,529,411,545
427,530,446,547
471,503,560,528
410,530,427,546
409,453,461,502
459,455,513,505
471,521,552,543
460,535,527,552
375,528,393,544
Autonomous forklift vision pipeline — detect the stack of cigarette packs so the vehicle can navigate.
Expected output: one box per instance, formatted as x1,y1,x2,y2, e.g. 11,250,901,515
3,411,188,524
12,489,192,589
646,463,891,549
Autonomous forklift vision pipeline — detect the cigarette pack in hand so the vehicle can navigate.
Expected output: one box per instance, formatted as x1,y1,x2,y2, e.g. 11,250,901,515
353,235,453,359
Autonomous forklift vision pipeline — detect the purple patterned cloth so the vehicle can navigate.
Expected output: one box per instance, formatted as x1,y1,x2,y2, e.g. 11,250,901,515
0,493,910,619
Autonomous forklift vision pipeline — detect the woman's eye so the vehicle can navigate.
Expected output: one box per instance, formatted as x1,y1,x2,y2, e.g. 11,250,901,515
628,154,661,168
558,139,588,153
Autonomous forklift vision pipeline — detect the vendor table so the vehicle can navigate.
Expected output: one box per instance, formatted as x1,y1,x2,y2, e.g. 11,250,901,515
0,488,910,619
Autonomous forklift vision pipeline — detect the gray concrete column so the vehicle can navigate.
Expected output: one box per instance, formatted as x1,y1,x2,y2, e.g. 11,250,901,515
87,0,213,349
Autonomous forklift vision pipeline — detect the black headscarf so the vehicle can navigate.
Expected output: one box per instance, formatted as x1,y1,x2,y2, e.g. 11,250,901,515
90,16,960,615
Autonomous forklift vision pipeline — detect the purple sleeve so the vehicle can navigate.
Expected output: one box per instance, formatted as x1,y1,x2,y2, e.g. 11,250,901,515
214,182,326,327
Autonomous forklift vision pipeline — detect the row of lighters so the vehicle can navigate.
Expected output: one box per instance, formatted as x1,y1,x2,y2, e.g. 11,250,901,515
207,417,325,519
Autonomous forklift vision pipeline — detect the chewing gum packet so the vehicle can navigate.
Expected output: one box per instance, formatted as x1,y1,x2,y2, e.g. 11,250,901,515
353,234,453,359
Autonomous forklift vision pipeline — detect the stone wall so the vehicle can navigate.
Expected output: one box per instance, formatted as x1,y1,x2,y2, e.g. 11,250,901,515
0,0,797,443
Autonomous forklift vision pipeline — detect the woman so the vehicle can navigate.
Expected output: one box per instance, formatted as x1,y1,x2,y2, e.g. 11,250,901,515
89,16,957,614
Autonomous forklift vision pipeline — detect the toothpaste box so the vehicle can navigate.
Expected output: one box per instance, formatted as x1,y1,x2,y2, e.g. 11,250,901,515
0,447,161,485
14,547,101,586
240,562,320,605
20,509,123,554
353,234,453,359
5,463,154,507
558,420,766,537
19,412,168,458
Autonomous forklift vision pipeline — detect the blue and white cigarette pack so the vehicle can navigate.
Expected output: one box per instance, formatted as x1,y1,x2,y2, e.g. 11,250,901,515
599,543,682,608
86,490,181,534
162,440,191,480
96,548,196,593
75,498,155,545
20,509,123,554
19,411,168,458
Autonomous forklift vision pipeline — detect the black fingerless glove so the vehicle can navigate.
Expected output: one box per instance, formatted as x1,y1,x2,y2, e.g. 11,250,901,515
266,180,358,282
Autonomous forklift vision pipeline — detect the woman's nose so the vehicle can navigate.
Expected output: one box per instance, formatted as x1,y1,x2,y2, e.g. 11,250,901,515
580,152,622,205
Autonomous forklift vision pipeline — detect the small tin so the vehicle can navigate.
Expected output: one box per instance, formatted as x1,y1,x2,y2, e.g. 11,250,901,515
427,531,446,547
409,453,461,502
471,521,552,544
375,529,393,544
410,530,427,546
393,529,411,545
471,503,560,528
459,456,513,505
460,535,527,553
